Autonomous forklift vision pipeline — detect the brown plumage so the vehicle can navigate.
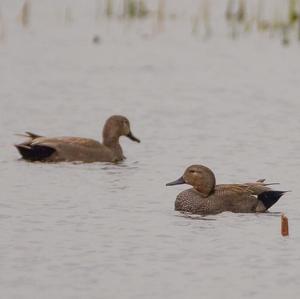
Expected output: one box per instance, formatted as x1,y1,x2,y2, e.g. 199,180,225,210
166,165,287,215
15,115,140,163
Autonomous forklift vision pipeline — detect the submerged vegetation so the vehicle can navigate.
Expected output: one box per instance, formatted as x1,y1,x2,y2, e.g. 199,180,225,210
3,0,300,45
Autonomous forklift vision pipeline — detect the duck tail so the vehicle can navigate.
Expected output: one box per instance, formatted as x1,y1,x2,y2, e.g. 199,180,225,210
258,191,288,210
25,131,42,139
15,144,55,161
15,131,42,139
256,179,280,186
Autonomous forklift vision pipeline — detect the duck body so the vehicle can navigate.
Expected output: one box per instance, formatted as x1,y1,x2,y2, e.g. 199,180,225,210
167,165,287,215
175,186,265,215
17,136,118,163
15,115,140,163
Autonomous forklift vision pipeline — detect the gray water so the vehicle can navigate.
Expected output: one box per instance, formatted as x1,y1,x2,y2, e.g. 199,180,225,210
1,1,300,298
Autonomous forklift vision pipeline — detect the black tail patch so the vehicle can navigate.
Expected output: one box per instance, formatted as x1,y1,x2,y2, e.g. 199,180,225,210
15,144,55,161
258,191,287,210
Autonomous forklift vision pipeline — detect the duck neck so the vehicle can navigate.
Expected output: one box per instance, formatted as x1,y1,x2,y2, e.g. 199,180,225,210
194,186,214,197
193,178,215,197
103,136,123,159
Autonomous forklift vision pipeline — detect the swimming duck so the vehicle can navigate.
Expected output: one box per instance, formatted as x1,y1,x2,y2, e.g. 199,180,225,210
15,115,140,163
166,164,287,215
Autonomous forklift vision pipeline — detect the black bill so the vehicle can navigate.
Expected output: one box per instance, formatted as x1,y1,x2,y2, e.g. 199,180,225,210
166,176,186,186
127,131,140,143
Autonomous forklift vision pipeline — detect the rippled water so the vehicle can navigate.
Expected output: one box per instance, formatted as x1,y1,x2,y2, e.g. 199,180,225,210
1,1,300,298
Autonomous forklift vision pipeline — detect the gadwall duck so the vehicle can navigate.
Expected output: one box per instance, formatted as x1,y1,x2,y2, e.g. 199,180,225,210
15,115,140,163
166,165,287,215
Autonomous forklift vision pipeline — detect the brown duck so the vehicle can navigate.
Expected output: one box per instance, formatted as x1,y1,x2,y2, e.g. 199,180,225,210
15,115,140,163
166,164,287,215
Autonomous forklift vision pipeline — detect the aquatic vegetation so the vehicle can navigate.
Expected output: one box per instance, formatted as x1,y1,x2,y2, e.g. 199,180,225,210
138,0,148,18
122,0,148,19
5,0,300,45
289,0,298,24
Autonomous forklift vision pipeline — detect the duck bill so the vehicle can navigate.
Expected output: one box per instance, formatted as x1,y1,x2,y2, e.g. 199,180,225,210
166,176,186,186
127,131,140,143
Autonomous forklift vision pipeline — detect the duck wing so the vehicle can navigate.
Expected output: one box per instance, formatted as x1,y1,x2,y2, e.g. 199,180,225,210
212,186,258,213
31,137,111,162
15,136,112,162
214,183,286,212
216,178,279,196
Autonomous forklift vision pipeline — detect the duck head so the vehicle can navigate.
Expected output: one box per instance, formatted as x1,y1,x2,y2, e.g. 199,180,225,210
166,165,216,197
103,115,140,145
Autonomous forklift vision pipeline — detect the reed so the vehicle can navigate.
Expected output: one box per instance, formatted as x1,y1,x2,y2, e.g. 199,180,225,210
191,12,200,35
237,0,246,23
0,6,5,42
123,0,128,18
122,0,148,19
8,0,300,44
202,0,211,38
298,15,300,40
288,0,298,25
225,0,238,39
128,0,138,19
157,0,165,31
106,0,113,17
64,6,73,24
19,0,30,28
256,0,268,31
281,214,289,237
137,0,148,18
226,0,234,21
95,0,102,21
128,0,137,18
281,24,290,45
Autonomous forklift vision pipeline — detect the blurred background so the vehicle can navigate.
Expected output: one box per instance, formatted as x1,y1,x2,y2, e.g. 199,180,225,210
1,1,300,299
2,0,300,43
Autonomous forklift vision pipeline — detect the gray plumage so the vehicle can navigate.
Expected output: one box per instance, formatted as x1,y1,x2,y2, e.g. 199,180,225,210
167,165,287,215
15,115,140,163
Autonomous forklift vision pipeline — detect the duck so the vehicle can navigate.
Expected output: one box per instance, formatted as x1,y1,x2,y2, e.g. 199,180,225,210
166,164,287,215
15,115,140,163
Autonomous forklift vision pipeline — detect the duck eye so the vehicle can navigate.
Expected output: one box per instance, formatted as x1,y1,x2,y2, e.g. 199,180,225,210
189,170,196,174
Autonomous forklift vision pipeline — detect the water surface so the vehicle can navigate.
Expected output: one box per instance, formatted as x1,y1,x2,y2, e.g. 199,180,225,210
1,1,300,298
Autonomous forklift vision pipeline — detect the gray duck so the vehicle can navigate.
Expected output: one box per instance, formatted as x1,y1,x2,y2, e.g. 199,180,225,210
15,115,140,163
166,164,287,215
